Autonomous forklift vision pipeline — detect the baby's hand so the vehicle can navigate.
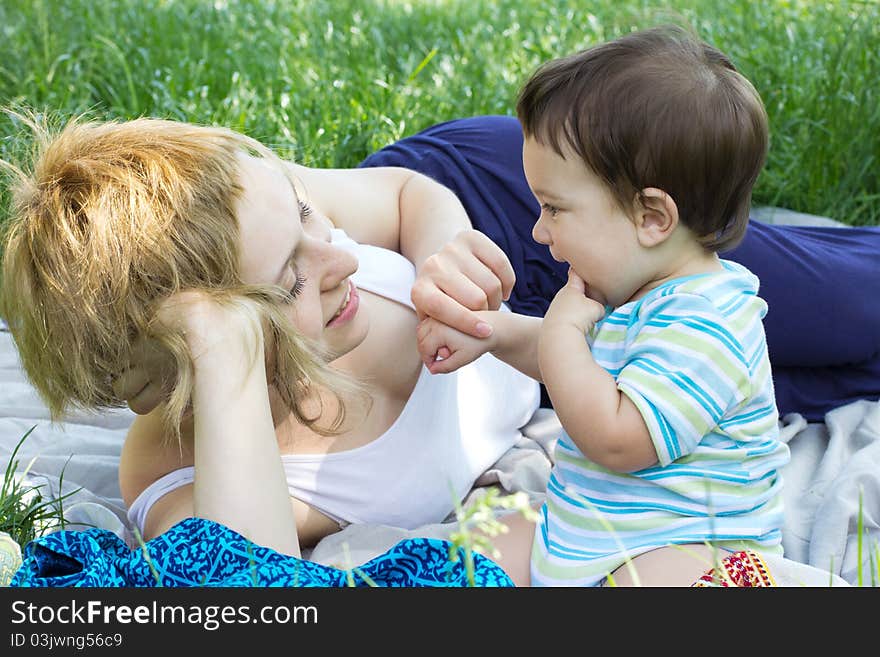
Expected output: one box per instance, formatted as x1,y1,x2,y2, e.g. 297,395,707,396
416,315,495,374
544,269,606,335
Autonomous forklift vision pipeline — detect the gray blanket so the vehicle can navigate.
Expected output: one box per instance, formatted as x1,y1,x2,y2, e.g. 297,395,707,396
1,325,870,586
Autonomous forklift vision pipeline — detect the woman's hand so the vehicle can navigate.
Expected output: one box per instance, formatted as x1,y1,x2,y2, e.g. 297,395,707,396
410,229,516,339
111,333,177,415
112,291,266,415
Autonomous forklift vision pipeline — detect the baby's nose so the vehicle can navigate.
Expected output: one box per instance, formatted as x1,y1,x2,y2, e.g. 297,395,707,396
532,219,550,245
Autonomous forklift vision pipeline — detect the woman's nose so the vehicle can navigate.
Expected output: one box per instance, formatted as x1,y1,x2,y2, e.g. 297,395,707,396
309,238,358,292
303,212,334,241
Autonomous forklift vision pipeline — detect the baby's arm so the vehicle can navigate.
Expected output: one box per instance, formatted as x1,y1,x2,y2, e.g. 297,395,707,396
417,310,542,380
539,271,658,473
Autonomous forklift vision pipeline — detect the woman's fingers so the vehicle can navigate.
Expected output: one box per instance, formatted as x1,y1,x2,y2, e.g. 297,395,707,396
113,332,179,414
412,230,516,339
451,257,508,311
111,366,164,415
111,366,150,402
127,381,165,416
412,278,493,339
461,231,516,302
447,231,515,307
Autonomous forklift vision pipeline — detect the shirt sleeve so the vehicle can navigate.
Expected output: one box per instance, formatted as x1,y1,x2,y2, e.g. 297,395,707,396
615,293,752,466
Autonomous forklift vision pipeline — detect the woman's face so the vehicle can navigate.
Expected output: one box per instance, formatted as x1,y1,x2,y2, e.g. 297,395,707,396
234,154,368,359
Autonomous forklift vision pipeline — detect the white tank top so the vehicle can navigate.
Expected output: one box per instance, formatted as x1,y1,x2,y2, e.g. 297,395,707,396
127,228,540,532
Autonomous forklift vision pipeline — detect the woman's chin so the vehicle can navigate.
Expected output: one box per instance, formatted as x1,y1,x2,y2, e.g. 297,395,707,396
326,312,370,361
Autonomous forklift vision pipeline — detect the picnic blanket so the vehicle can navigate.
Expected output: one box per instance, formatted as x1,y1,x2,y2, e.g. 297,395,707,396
1,322,870,586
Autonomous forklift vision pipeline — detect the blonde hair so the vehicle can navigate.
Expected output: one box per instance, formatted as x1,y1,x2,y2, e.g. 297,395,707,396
0,112,359,444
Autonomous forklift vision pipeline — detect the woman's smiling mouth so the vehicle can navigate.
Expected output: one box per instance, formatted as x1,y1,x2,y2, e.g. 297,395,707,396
326,280,359,327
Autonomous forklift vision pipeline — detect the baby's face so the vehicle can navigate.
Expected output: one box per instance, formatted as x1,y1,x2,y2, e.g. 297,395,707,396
522,136,642,308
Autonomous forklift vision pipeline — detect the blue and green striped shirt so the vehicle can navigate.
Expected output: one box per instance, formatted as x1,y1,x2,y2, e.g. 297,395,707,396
531,260,790,586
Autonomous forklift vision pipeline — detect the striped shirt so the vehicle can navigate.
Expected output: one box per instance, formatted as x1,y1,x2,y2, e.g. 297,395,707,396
531,260,790,587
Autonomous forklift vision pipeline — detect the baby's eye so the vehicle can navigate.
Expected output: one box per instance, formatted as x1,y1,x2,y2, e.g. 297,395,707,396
540,203,560,218
298,200,313,221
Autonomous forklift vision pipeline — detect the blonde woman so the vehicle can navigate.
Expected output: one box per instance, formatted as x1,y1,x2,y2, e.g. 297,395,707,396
1,114,536,586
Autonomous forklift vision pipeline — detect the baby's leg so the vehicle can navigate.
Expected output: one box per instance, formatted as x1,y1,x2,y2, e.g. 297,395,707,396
479,503,540,587
606,544,725,587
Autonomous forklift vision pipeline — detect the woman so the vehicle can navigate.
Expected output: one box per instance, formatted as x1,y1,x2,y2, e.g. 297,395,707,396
0,114,539,564
2,113,877,565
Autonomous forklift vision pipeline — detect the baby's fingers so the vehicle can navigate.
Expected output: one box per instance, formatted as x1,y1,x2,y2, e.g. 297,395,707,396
426,347,471,375
416,319,448,368
566,267,587,293
411,278,493,339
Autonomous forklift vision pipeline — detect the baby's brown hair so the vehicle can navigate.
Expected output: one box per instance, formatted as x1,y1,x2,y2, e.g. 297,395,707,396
517,25,769,251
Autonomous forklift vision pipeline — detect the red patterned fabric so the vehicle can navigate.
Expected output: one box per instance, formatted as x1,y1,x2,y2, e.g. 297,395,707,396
692,550,776,587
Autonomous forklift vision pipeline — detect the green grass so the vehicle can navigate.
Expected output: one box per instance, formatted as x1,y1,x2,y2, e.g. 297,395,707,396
0,426,79,549
0,0,878,226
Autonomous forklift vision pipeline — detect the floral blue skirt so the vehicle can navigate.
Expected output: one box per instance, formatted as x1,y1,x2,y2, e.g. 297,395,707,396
11,518,513,587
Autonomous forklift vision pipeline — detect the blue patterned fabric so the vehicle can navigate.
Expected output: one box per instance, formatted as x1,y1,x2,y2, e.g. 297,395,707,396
11,518,513,587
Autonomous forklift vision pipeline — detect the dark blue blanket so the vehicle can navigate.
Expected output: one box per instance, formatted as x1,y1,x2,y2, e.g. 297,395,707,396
11,517,513,587
360,114,880,421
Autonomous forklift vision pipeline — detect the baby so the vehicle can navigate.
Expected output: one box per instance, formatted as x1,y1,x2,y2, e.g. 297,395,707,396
417,25,790,587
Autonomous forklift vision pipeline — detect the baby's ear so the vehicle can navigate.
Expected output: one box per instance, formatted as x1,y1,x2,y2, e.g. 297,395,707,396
633,188,679,247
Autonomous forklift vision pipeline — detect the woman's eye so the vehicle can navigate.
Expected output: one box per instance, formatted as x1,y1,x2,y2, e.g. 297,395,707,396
298,200,313,220
286,274,307,302
540,203,560,218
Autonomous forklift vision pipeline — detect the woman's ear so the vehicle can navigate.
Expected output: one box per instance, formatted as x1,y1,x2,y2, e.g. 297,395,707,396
634,188,679,247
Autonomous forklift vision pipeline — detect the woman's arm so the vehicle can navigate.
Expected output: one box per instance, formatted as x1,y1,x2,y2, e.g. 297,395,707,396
288,164,468,269
289,164,516,336
148,292,300,556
